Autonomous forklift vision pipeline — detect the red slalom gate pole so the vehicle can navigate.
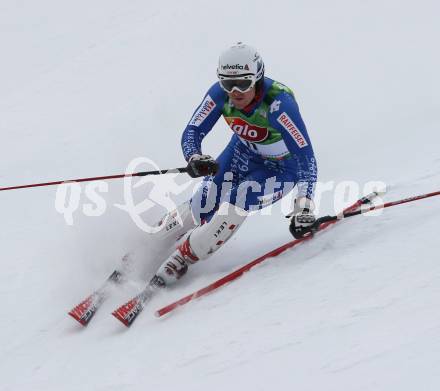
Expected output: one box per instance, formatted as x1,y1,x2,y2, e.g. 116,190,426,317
155,192,379,318
311,189,440,229
363,189,440,212
0,167,188,192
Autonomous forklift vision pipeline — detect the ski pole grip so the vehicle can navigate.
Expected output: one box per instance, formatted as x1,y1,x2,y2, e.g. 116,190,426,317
134,167,188,176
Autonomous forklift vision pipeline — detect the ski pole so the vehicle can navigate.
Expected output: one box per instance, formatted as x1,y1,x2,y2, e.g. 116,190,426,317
308,189,440,236
155,193,378,318
0,167,188,192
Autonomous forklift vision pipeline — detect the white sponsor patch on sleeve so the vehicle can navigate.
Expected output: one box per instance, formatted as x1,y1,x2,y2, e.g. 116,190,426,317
270,99,281,113
189,95,216,127
276,112,308,148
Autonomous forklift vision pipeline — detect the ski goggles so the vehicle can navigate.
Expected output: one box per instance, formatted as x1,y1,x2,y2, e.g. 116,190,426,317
218,75,256,93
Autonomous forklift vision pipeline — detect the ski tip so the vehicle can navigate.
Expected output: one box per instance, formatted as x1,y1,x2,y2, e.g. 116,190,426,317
111,310,130,327
68,310,88,326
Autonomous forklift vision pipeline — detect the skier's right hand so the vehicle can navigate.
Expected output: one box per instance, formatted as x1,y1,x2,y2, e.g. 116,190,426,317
289,197,316,239
186,154,219,178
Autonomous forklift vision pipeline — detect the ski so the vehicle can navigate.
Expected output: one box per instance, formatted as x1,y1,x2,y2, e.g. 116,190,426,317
111,284,156,327
68,269,124,326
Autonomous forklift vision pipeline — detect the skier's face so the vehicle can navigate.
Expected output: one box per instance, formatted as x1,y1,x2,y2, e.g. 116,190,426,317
228,86,256,109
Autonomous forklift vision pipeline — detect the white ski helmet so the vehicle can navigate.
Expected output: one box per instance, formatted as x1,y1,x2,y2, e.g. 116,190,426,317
217,42,265,93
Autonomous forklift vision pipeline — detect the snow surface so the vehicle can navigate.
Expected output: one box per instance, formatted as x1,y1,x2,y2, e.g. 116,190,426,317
1,1,440,390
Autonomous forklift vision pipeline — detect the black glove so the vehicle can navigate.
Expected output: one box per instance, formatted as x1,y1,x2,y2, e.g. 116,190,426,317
186,154,219,178
289,197,316,239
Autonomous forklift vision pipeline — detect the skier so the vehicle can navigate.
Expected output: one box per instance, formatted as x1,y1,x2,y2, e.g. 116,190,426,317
150,42,318,288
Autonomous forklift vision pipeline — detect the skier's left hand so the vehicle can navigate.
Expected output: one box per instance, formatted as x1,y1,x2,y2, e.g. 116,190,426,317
289,197,316,239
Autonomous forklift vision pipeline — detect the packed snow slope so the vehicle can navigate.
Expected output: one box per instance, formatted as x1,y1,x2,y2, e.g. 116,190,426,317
1,1,440,390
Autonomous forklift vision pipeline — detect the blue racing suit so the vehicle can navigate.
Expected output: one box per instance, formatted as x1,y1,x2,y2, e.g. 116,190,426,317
181,77,318,222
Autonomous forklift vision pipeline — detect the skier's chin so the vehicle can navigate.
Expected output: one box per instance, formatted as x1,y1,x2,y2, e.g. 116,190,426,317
231,97,248,109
